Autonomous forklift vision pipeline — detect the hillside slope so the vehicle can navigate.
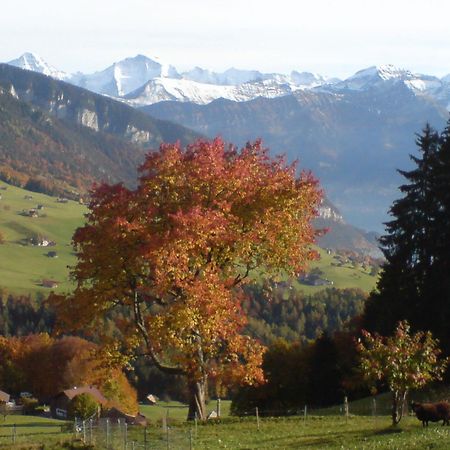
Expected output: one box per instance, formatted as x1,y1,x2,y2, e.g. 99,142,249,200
0,181,379,296
0,64,200,148
0,64,201,195
0,87,147,195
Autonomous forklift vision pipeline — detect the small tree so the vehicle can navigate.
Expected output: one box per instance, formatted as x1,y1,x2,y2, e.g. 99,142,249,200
357,320,448,426
68,393,99,420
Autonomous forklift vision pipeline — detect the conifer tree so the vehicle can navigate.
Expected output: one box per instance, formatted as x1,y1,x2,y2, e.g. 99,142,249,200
363,124,442,338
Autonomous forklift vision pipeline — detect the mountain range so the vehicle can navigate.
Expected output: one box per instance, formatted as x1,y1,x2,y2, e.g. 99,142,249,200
3,52,449,237
7,53,450,110
0,61,381,255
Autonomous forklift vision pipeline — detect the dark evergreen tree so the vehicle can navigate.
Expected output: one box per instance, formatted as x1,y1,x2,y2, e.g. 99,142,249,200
307,334,343,407
363,123,450,354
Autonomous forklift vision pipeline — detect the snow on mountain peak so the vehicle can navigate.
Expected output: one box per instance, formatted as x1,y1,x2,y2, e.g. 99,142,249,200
7,52,67,80
348,64,412,82
6,52,450,109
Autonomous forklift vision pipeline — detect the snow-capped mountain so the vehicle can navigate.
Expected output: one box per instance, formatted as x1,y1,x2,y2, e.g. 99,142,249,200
320,64,443,96
7,52,68,80
71,54,180,97
125,77,301,106
181,67,268,85
5,54,450,110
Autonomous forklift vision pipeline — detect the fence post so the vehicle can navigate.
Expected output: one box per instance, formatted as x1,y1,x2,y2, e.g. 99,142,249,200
190,427,193,450
123,422,128,450
12,423,16,444
166,425,170,450
106,418,110,449
372,397,377,417
256,407,260,431
344,396,349,423
89,418,93,445
217,398,221,418
82,420,86,443
194,412,198,438
144,426,147,450
303,405,307,425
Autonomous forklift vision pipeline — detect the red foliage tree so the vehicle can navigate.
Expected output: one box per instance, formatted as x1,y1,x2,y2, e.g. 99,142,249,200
50,138,321,419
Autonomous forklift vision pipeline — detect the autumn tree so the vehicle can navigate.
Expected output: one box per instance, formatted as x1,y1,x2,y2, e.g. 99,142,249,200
0,334,137,413
50,138,321,420
357,320,448,426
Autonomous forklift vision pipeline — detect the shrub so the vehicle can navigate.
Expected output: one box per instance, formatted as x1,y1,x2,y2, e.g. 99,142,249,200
21,397,39,414
68,393,99,420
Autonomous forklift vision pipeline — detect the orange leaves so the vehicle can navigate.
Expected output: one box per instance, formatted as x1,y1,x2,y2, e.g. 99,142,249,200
54,137,321,389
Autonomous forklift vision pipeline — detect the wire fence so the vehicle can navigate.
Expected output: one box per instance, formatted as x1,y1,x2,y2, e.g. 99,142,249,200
74,417,194,449
0,396,411,449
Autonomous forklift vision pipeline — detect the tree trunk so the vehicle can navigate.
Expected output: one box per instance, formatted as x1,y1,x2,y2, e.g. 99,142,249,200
392,391,400,425
391,390,407,426
187,377,207,421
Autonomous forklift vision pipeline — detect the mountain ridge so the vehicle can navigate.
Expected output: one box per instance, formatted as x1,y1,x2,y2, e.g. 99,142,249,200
6,53,450,109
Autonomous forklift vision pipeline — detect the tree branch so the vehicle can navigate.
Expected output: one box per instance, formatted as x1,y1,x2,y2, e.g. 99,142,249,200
132,290,186,376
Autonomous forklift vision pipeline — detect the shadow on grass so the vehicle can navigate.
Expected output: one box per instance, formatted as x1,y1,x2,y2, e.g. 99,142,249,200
372,427,404,436
0,422,63,429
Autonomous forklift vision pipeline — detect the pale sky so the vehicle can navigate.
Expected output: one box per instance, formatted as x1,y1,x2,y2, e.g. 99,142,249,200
2,0,450,78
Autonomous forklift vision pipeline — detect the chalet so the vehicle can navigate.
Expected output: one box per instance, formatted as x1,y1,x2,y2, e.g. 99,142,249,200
50,386,108,420
298,274,333,286
0,390,10,403
57,197,68,204
42,279,59,288
24,209,39,218
145,394,158,405
29,236,55,247
103,407,148,426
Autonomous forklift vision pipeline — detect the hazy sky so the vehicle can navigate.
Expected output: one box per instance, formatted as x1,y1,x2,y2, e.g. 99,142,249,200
2,0,450,78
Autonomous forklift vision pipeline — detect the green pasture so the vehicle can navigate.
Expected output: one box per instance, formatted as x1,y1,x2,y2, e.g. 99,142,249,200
292,247,378,295
139,400,231,424
0,414,76,449
0,180,85,294
0,181,378,297
1,412,450,449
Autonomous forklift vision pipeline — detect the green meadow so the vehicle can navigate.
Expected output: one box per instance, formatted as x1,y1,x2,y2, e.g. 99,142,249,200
0,181,378,296
0,181,86,294
2,410,450,449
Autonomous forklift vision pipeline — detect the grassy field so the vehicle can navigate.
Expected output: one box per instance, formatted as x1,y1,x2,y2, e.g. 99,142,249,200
291,246,378,295
2,412,450,449
0,181,378,296
0,181,85,294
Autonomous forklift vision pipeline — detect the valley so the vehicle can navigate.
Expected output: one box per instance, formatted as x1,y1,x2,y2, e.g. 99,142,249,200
5,53,450,231
0,180,379,296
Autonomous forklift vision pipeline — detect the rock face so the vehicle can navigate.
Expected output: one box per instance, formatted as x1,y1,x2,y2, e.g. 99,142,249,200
0,64,200,148
78,109,99,131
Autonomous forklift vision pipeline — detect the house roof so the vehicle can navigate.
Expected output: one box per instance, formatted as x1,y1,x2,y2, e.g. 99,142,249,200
0,390,10,402
58,386,108,405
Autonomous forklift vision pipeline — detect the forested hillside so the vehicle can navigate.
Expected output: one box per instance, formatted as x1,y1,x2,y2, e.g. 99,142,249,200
0,64,201,197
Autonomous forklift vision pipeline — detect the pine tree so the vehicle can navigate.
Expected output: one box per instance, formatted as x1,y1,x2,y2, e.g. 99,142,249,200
363,124,442,338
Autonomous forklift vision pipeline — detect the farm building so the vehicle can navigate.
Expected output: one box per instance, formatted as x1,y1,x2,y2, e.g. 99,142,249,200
50,386,108,419
0,390,10,403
